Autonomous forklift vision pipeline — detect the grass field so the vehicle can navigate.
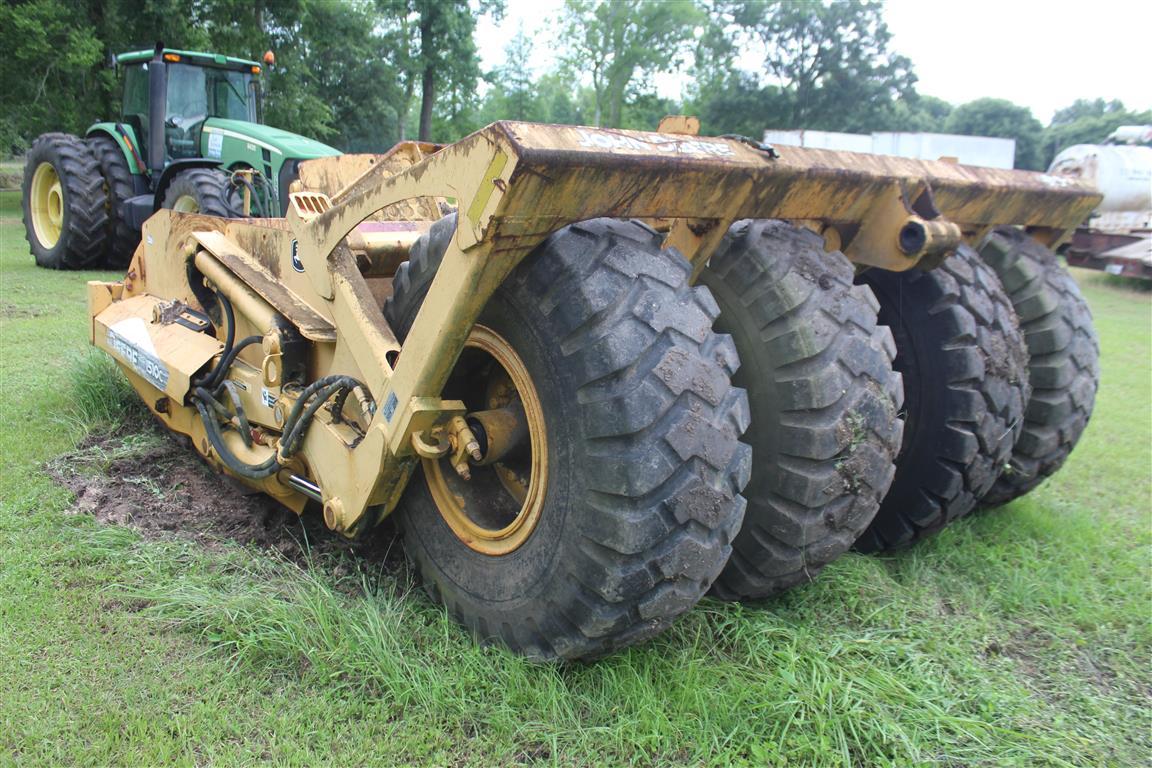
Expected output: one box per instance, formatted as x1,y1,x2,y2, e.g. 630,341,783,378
1,187,1149,766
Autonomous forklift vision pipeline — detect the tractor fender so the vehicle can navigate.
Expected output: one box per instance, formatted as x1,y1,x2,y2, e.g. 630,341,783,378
85,122,148,178
152,159,226,212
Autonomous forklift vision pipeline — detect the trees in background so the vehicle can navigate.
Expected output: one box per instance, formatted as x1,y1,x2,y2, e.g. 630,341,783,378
1041,99,1152,166
0,0,491,152
700,0,915,133
0,0,1146,166
559,0,700,128
944,98,1045,170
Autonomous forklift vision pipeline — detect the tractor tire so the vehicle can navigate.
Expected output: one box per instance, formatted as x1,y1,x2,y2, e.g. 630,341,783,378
161,168,240,217
853,245,1031,552
698,220,903,600
86,134,140,269
977,227,1100,506
21,132,108,269
384,215,752,660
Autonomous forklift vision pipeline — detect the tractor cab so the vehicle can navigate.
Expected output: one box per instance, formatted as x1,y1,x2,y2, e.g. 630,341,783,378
116,48,263,169
23,42,339,270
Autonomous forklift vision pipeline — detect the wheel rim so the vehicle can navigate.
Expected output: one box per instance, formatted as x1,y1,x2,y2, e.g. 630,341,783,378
423,325,547,556
172,194,200,213
29,162,64,248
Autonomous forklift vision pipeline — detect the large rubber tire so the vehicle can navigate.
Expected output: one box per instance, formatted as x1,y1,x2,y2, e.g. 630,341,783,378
160,168,239,217
853,245,1031,552
978,227,1100,505
21,133,108,269
384,215,751,660
698,220,903,600
86,134,140,269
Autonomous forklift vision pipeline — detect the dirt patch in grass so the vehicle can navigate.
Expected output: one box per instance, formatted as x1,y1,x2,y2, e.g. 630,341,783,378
47,423,403,569
0,301,45,319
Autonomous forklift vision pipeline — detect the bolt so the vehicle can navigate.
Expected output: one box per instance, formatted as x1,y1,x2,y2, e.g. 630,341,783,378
453,460,472,481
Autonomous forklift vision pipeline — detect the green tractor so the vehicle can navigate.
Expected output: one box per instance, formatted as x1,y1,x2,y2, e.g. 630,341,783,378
22,43,340,269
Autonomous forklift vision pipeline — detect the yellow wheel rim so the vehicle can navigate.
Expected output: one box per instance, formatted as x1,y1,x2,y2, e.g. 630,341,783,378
172,194,200,213
29,162,64,248
424,325,547,556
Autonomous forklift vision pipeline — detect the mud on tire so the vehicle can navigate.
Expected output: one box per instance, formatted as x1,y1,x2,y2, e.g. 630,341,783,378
22,132,108,269
698,219,903,600
977,227,1100,506
384,215,752,660
854,245,1031,552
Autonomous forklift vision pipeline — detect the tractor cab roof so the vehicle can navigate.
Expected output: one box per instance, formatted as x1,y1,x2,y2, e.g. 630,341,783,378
116,48,262,73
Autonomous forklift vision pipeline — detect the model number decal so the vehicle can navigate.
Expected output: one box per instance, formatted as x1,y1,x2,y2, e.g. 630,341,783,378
107,328,169,390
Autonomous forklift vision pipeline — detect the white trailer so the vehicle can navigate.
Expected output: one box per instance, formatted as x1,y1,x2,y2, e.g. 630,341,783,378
1048,127,1152,279
762,129,1016,169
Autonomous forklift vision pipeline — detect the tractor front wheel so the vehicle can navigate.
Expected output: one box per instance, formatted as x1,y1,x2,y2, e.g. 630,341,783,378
22,133,108,269
161,169,240,217
384,215,751,660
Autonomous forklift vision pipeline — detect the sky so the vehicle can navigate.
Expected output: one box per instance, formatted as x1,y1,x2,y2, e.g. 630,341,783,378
475,0,1152,124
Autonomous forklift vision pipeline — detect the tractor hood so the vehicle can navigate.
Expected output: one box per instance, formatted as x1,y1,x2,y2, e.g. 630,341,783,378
202,118,341,161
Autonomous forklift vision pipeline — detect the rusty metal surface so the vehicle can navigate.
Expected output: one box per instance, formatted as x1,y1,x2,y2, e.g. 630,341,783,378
481,122,1100,245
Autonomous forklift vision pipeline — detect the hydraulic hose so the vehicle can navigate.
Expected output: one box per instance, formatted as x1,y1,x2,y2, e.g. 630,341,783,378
189,292,369,483
206,335,262,393
193,393,280,480
279,378,358,456
191,375,363,481
193,289,236,390
221,380,253,447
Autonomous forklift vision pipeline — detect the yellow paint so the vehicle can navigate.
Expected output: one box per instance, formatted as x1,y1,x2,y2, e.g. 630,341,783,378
29,162,64,248
465,150,508,228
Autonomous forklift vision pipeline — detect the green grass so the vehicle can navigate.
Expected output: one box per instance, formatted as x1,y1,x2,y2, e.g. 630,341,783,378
1,212,1149,766
0,189,20,217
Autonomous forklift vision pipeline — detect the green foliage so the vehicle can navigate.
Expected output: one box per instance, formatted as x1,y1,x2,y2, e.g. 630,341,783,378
1041,99,1152,167
0,0,1144,163
479,26,543,124
0,0,495,153
536,73,592,126
65,351,143,434
0,0,104,153
882,94,953,132
559,0,701,128
945,98,1045,170
378,0,495,142
691,73,789,136
698,0,916,134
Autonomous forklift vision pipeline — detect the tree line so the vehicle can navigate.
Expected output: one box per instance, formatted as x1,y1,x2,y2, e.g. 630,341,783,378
1,0,1148,169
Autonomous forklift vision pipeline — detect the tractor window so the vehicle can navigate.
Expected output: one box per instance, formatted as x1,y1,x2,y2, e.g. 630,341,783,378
121,64,151,164
206,69,257,122
118,60,258,168
165,64,208,160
